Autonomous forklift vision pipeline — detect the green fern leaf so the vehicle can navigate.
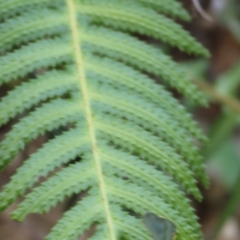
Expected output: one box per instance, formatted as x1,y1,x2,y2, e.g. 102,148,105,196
0,0,209,239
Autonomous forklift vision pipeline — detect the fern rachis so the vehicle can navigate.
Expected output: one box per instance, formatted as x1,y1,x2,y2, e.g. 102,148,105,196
0,0,209,239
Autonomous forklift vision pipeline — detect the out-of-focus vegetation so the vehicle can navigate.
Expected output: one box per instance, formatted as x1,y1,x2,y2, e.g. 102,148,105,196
183,1,240,239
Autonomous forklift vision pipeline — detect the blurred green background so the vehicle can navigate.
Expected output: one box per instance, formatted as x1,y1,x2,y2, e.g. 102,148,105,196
182,1,240,239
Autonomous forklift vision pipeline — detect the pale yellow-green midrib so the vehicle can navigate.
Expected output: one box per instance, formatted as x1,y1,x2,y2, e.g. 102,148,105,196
66,0,116,239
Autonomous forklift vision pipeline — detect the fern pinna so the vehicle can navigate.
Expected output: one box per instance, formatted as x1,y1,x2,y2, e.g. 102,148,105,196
0,0,209,239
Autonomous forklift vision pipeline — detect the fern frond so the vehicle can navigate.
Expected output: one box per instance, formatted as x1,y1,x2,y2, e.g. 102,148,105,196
0,69,77,125
78,0,208,56
0,9,67,54
0,0,209,239
83,27,208,105
86,56,207,142
138,0,191,21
